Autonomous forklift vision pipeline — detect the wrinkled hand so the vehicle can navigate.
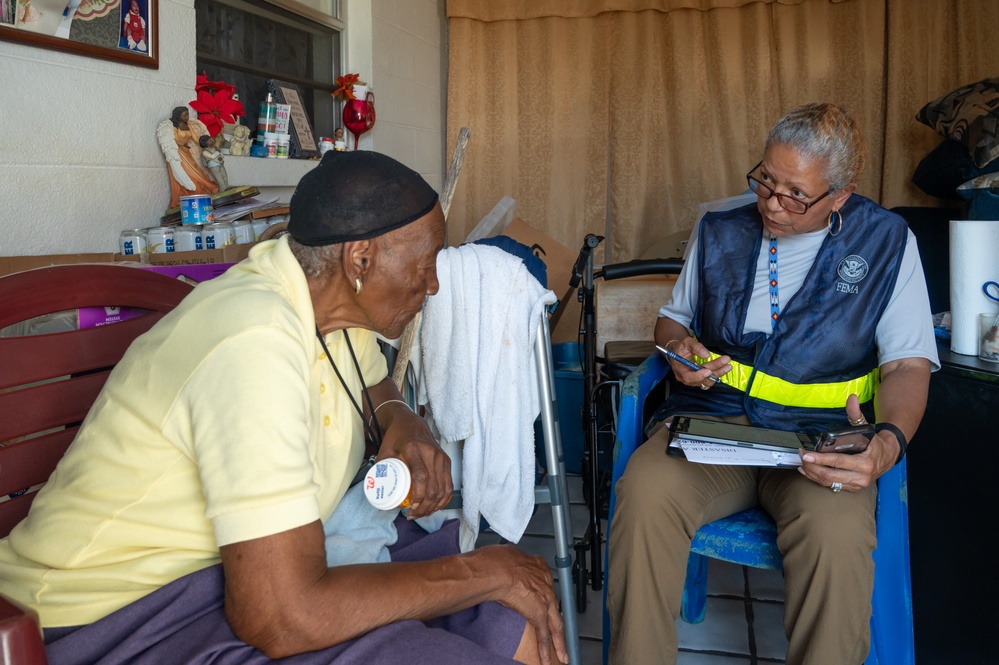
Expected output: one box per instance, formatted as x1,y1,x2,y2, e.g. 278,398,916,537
377,408,452,518
660,337,732,389
797,394,898,492
474,545,568,665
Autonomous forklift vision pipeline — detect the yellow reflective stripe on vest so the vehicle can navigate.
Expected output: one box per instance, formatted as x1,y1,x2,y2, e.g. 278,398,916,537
693,352,880,408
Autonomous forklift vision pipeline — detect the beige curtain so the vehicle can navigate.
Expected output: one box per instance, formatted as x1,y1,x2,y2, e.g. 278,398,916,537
446,0,997,261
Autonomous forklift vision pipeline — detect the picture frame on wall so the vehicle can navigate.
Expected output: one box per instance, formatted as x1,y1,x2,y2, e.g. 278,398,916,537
267,79,320,159
0,0,158,68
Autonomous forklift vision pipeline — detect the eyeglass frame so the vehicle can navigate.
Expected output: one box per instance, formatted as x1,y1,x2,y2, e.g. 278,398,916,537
746,161,832,215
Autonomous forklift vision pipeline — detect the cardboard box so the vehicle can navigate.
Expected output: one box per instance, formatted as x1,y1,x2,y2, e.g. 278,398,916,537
250,205,289,219
117,241,257,267
501,218,581,344
0,253,119,277
1,239,258,278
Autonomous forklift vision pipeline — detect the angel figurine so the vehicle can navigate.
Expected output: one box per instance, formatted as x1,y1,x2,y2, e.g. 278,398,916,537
157,106,219,209
227,123,253,157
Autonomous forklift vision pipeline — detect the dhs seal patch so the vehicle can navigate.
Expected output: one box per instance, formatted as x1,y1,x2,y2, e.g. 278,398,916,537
837,255,869,283
835,255,868,294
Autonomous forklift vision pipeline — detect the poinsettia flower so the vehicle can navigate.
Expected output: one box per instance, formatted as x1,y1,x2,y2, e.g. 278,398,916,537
190,88,245,136
332,73,362,101
196,71,236,98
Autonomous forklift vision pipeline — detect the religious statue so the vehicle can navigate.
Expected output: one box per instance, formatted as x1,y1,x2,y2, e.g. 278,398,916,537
156,106,219,209
227,123,253,157
200,135,230,192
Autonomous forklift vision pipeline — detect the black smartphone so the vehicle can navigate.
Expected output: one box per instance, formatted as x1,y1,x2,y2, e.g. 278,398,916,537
814,424,876,454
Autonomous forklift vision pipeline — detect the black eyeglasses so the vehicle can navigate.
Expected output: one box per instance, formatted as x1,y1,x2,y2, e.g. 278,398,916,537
746,162,831,215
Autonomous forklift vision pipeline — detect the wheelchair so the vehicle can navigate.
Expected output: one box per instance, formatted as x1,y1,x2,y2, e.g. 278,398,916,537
559,233,683,609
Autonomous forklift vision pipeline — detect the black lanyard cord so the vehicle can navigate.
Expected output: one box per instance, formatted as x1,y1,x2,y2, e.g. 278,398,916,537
315,326,383,449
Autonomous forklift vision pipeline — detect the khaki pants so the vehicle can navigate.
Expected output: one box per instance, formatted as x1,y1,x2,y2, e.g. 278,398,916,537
606,426,877,665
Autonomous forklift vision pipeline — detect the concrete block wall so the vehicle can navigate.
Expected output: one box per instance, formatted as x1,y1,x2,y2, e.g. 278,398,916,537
367,0,447,193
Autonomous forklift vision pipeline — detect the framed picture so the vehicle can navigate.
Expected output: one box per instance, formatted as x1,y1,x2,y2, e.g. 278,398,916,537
268,79,320,159
0,0,157,68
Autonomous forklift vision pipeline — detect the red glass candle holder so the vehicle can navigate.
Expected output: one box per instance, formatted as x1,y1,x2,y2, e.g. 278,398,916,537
342,92,376,150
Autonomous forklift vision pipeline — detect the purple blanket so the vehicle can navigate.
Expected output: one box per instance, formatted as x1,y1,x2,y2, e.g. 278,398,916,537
45,519,525,664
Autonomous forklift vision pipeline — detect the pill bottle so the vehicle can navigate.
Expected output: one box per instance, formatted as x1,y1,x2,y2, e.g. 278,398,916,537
263,132,278,158
363,458,412,510
276,133,290,159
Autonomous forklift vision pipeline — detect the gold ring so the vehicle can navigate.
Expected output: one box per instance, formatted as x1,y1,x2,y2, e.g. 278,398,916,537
848,416,868,426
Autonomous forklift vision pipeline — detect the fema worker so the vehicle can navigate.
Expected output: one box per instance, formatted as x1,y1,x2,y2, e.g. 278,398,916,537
607,103,937,665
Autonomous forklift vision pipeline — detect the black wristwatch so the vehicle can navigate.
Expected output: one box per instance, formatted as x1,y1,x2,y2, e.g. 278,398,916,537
875,422,908,465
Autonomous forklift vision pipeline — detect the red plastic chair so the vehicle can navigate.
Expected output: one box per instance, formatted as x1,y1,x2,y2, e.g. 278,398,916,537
0,263,193,662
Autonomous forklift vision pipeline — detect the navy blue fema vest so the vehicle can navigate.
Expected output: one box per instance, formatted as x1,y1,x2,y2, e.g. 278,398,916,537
661,196,908,435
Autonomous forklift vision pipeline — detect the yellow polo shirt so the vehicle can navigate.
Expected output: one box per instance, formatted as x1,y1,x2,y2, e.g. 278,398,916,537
0,236,386,628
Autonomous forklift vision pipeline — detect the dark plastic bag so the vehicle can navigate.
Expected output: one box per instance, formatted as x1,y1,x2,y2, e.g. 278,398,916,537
957,174,999,220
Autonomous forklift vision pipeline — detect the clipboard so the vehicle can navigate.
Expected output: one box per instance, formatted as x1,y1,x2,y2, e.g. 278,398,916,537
668,416,816,467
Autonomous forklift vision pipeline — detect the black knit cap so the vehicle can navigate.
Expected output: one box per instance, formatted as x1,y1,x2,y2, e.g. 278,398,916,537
288,150,439,246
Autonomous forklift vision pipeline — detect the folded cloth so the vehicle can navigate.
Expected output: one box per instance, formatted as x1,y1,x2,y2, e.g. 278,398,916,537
323,483,399,566
417,244,556,549
323,480,450,567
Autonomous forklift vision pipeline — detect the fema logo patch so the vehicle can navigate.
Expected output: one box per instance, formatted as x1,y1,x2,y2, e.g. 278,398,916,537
837,255,869,283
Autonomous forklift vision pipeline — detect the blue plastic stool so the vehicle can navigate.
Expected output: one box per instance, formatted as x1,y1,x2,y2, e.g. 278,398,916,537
682,508,780,623
602,353,914,665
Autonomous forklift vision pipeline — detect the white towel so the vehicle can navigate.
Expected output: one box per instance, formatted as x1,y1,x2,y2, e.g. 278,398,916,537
417,244,556,549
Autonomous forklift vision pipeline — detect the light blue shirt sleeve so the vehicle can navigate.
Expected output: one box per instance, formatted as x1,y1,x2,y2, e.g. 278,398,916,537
658,233,698,330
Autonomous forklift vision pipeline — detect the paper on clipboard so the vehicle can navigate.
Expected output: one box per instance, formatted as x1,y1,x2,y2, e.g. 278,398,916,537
670,438,803,467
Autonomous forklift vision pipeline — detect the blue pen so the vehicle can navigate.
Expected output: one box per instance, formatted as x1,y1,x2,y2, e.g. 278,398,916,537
656,344,721,383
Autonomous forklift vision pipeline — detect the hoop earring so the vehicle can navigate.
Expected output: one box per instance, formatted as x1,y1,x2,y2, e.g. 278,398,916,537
827,210,843,236
355,278,363,295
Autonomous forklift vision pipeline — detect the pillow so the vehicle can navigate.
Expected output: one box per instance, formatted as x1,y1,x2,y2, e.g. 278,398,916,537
916,76,999,168
912,138,999,200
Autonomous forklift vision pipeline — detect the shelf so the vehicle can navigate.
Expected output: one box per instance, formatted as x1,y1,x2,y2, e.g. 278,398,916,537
222,155,321,188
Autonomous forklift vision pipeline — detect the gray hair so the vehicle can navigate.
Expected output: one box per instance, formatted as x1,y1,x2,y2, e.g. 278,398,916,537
764,102,867,192
288,237,341,278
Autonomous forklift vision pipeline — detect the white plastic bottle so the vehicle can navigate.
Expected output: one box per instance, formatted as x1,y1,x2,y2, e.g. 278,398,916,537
363,458,412,510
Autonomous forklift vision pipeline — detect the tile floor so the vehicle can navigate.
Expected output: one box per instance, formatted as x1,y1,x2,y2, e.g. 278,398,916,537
477,474,789,665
